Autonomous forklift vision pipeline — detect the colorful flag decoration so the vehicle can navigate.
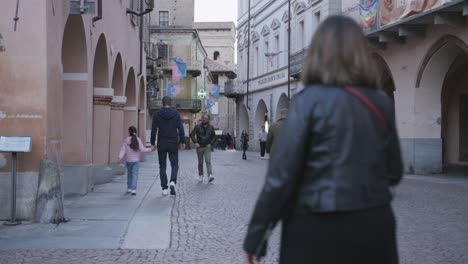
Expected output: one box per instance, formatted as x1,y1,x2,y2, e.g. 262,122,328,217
167,84,175,98
212,116,221,126
205,99,212,109
265,51,283,66
172,63,180,84
210,84,220,100
172,57,187,79
167,85,182,98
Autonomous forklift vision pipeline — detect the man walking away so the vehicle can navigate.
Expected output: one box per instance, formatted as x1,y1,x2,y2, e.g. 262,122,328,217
258,126,268,159
266,109,288,155
190,114,216,183
151,96,186,196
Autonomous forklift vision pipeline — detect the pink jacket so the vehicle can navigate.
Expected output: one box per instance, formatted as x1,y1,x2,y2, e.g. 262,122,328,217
118,136,152,162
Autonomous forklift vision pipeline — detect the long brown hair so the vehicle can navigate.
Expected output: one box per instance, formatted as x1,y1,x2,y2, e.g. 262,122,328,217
301,15,379,89
128,126,139,151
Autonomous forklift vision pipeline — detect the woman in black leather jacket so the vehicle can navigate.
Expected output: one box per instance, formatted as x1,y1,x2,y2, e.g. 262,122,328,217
243,15,403,264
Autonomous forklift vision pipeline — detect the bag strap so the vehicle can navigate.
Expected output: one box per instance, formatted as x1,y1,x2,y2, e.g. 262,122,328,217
345,86,389,132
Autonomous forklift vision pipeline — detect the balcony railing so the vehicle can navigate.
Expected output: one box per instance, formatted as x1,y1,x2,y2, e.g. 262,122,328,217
156,59,203,76
290,48,307,78
148,98,202,113
224,80,245,98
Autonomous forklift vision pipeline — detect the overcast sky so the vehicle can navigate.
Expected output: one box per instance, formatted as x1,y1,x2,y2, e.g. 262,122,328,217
194,0,238,24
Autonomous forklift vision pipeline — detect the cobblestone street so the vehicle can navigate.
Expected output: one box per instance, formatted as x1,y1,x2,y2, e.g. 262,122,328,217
1,150,468,264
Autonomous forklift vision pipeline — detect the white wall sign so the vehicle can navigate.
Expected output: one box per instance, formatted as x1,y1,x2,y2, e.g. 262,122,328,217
252,69,289,91
0,136,32,153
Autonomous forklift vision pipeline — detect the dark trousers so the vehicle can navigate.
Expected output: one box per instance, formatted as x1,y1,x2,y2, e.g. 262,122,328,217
260,142,266,157
157,142,179,189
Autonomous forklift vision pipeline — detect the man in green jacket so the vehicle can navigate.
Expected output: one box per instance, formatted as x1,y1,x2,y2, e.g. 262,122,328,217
266,109,288,155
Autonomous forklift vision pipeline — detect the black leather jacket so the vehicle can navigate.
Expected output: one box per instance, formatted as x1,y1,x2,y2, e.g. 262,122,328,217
244,85,403,255
190,123,216,147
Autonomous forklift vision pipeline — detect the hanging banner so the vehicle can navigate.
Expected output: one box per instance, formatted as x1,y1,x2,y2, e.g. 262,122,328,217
172,58,187,79
167,84,181,98
360,0,379,30
380,0,442,26
210,84,220,100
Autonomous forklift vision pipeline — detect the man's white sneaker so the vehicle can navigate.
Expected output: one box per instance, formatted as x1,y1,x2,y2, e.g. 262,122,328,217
127,189,132,193
198,175,203,182
162,189,169,196
170,181,176,196
131,190,136,195
208,175,214,183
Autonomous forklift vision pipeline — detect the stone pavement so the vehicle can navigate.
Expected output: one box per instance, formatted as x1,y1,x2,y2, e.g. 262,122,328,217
0,152,172,250
0,150,468,263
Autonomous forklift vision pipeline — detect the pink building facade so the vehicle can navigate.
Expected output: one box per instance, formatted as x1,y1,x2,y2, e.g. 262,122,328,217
0,1,148,220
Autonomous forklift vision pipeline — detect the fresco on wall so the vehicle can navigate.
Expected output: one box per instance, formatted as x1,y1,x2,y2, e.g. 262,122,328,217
380,0,442,26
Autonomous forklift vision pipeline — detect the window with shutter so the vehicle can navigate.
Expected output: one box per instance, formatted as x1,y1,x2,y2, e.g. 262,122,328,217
159,11,169,27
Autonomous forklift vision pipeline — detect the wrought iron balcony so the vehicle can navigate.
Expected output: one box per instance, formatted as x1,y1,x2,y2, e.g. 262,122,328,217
224,80,245,98
156,59,203,77
290,48,307,79
148,98,202,113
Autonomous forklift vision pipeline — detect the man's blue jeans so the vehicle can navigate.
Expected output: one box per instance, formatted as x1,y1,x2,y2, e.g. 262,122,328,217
158,142,179,189
126,162,139,190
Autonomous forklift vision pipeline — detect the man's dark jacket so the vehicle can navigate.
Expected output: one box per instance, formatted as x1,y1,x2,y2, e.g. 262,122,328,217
266,118,286,154
243,85,403,256
190,123,216,147
151,107,185,145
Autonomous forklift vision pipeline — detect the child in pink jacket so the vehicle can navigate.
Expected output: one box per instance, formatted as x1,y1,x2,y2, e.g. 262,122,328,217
119,126,153,195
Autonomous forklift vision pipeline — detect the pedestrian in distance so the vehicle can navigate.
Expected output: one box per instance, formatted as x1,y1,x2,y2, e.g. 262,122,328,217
241,130,249,160
258,126,268,159
266,109,288,156
151,96,186,196
119,126,154,195
226,132,233,149
244,15,403,264
190,113,216,183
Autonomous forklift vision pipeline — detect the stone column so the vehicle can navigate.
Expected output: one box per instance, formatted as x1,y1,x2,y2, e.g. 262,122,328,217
92,88,113,166
92,88,113,185
109,96,126,174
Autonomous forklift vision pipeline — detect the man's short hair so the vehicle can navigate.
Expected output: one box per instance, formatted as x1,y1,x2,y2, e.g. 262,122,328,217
162,96,172,106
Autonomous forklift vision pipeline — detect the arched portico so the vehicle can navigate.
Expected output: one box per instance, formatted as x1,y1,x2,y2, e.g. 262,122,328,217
109,53,126,164
61,14,91,194
415,35,468,173
92,34,113,167
123,68,137,137
255,99,268,138
275,93,289,122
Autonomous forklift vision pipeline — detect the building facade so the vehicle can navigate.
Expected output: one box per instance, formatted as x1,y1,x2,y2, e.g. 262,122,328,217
194,22,237,135
233,0,341,150
341,0,468,174
0,0,150,220
147,0,206,145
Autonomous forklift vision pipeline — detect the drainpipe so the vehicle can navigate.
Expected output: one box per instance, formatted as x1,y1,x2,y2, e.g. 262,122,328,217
246,0,251,111
287,0,291,100
92,0,103,24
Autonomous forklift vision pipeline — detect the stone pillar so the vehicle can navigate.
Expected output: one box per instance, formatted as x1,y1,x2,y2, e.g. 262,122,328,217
138,111,147,144
109,96,126,175
92,88,113,166
92,88,113,185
